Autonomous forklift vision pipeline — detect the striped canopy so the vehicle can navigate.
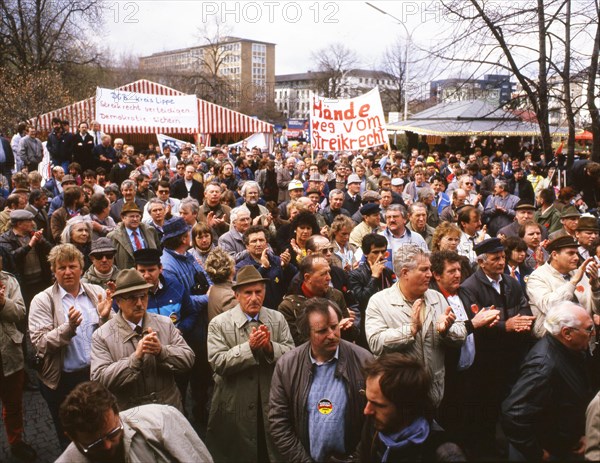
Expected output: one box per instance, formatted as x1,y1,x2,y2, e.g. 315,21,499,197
29,79,274,136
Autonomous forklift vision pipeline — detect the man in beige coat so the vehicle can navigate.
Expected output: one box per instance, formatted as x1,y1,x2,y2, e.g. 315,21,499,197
91,269,194,412
526,236,600,338
206,265,294,463
365,244,466,407
57,381,213,463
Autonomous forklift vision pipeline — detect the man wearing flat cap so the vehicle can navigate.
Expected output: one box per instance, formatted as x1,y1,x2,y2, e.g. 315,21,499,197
527,236,600,338
497,199,548,240
460,237,535,457
575,215,600,262
0,209,53,308
548,206,580,240
206,265,294,463
91,268,194,412
107,202,159,270
81,238,120,290
349,202,384,248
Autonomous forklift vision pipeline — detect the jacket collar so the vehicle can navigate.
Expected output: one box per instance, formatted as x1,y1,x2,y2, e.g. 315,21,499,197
230,304,268,329
115,311,149,343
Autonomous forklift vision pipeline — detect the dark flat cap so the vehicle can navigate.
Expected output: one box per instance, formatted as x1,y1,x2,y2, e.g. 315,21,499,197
10,210,34,223
546,236,578,254
360,203,381,216
90,237,116,255
474,237,504,256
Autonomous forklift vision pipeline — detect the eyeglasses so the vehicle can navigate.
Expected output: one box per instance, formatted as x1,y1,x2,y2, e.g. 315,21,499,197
120,293,148,302
92,253,115,260
80,420,123,454
464,182,474,186
572,325,595,334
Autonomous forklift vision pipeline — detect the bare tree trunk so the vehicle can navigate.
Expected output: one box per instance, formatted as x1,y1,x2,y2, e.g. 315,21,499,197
588,0,600,163
563,0,577,170
536,0,554,159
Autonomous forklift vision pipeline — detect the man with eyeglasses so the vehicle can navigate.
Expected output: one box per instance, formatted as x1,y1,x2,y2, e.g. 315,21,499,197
108,202,159,271
502,302,596,461
91,269,194,412
57,381,212,463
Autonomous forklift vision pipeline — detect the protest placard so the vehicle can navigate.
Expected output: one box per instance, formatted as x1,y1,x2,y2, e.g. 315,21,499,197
310,88,389,151
95,87,198,131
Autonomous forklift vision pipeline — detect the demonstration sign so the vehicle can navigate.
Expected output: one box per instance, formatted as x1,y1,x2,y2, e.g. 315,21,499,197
95,87,198,132
310,88,388,151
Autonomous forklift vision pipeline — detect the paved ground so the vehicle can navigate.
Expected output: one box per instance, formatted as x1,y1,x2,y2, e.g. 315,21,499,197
0,368,61,463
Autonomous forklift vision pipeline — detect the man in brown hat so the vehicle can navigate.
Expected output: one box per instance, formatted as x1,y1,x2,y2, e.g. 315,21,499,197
206,265,294,463
575,216,600,261
526,235,600,337
107,202,159,270
91,269,194,412
549,206,580,240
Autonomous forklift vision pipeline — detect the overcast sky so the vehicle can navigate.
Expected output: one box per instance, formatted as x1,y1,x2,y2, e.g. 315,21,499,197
103,1,449,76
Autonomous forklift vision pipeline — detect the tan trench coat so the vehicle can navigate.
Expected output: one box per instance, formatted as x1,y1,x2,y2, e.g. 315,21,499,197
206,304,294,463
91,311,194,411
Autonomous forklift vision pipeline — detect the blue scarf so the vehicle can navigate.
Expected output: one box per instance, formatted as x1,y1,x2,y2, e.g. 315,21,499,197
378,417,430,462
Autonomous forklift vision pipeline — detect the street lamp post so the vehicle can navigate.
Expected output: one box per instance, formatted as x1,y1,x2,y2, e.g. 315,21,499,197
366,2,413,121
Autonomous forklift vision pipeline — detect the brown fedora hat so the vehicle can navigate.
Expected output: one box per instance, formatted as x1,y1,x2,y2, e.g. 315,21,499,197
232,265,269,290
112,269,153,297
121,201,142,216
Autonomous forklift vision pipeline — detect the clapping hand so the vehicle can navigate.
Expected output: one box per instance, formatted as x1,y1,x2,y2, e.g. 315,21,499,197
97,291,113,320
249,325,272,354
436,306,456,335
68,306,83,334
410,299,424,337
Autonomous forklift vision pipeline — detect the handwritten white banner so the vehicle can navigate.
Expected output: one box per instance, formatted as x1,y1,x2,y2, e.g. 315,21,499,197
310,87,388,151
95,87,198,131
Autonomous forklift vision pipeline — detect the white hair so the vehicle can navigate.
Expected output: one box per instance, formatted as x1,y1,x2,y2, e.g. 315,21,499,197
543,301,585,336
240,180,261,197
393,243,430,275
230,206,250,223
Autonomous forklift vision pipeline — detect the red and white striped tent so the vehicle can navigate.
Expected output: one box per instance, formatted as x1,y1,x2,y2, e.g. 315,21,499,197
28,79,274,147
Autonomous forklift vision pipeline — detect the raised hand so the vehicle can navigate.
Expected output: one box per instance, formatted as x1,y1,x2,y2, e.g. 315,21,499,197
410,299,424,337
97,291,113,320
68,306,83,334
436,306,456,335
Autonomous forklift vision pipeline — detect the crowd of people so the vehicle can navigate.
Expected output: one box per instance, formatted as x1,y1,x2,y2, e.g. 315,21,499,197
0,118,600,462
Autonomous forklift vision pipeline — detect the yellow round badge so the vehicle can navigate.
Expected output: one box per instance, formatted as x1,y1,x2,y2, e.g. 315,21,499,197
318,399,333,415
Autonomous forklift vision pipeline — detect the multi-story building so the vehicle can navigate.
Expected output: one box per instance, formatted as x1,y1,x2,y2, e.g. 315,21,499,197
430,74,515,105
139,37,275,109
275,69,396,119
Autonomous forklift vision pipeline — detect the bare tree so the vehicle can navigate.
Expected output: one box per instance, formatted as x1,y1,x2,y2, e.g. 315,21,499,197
310,43,359,98
0,0,103,73
587,0,600,162
380,38,408,114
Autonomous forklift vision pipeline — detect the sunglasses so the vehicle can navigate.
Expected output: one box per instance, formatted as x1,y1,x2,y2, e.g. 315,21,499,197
80,420,123,454
92,253,115,260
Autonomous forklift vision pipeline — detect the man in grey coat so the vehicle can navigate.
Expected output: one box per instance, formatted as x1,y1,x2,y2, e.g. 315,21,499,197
91,269,194,412
18,126,43,172
206,265,294,463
